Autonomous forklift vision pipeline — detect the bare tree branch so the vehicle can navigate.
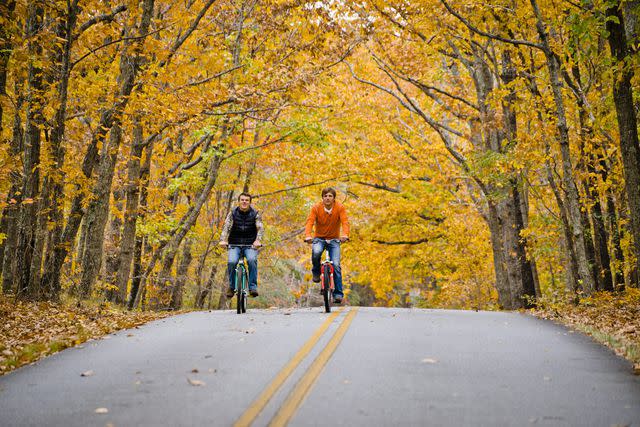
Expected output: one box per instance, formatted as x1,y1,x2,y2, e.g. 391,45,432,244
254,174,355,198
75,5,127,40
372,237,440,245
160,0,218,67
440,0,542,49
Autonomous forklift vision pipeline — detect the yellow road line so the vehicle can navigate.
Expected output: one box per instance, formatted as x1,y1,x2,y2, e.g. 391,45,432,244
269,307,359,427
234,308,343,427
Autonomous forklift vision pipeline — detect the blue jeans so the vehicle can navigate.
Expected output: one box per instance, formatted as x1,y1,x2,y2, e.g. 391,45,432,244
311,238,343,298
227,246,258,291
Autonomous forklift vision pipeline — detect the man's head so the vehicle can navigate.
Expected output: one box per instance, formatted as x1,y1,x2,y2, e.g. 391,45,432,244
238,192,252,211
321,187,336,208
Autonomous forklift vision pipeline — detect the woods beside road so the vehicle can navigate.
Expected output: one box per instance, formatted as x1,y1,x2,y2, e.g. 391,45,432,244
1,0,640,369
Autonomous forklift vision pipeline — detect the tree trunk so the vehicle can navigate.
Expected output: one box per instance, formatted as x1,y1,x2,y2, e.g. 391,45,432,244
15,3,45,299
79,122,124,298
500,50,536,307
486,204,512,308
75,0,155,299
115,123,146,304
606,1,640,279
530,0,596,293
1,80,24,294
0,0,17,275
105,173,125,302
606,193,625,289
127,140,153,309
170,238,193,310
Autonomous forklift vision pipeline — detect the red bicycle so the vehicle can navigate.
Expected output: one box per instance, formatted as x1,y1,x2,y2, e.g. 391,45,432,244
320,247,335,313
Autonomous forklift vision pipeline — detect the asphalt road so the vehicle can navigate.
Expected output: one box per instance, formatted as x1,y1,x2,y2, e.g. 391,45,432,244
1,307,639,427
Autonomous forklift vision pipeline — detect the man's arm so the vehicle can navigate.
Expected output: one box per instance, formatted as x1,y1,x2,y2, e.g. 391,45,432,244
219,212,233,245
304,205,317,242
254,211,264,247
339,205,350,241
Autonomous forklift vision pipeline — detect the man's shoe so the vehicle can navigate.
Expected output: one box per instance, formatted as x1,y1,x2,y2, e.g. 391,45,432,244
249,289,259,297
312,273,321,283
226,288,235,298
333,296,343,304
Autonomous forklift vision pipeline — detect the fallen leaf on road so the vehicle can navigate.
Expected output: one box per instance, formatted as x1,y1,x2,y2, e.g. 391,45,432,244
81,370,94,377
191,368,199,373
421,358,438,364
188,378,206,386
127,334,134,337
95,408,108,414
204,355,212,359
244,328,256,334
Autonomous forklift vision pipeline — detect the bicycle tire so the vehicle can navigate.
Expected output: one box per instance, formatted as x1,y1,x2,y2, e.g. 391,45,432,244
241,271,248,313
322,265,331,313
236,265,245,314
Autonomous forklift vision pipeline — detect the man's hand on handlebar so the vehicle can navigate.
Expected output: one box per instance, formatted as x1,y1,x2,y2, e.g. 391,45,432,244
304,237,313,244
219,241,228,247
339,236,349,243
252,240,262,249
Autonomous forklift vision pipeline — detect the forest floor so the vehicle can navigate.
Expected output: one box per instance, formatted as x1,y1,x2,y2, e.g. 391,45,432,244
1,290,639,377
0,295,171,376
531,288,640,374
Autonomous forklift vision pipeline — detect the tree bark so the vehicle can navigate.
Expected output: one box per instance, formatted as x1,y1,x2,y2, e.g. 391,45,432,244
530,0,596,293
606,0,640,279
1,80,24,294
0,0,17,275
170,238,193,310
15,3,45,298
127,140,153,308
114,123,145,304
75,0,154,299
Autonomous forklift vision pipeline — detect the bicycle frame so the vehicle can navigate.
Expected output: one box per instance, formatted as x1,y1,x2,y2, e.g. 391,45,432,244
318,239,339,312
231,245,252,314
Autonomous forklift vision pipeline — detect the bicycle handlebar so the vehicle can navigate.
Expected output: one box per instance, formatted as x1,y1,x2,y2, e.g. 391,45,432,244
305,237,349,244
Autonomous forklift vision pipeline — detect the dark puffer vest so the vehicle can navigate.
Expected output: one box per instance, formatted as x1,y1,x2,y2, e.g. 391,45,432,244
229,207,258,245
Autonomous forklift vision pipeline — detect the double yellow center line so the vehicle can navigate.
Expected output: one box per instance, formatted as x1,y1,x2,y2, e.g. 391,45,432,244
234,307,358,427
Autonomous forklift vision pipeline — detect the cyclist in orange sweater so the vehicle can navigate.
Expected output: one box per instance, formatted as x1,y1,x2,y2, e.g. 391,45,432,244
304,187,350,303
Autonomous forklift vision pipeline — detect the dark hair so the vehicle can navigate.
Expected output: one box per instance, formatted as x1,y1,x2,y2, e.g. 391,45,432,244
321,187,336,197
238,192,252,202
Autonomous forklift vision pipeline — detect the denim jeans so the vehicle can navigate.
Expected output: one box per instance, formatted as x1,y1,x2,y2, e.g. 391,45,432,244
311,238,343,298
227,246,258,291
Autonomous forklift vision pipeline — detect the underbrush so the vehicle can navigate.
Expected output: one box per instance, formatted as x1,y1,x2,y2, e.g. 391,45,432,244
0,295,171,375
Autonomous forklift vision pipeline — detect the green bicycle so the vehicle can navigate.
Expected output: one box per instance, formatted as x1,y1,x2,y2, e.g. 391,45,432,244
233,251,250,314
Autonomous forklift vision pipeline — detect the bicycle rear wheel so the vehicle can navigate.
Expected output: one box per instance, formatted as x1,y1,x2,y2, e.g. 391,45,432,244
322,265,331,313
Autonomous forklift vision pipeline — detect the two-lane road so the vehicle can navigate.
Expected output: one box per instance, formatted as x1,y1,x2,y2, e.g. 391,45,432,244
1,307,639,426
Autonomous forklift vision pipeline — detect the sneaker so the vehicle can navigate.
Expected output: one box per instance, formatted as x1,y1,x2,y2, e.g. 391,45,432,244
333,296,343,304
312,273,321,283
249,289,259,297
226,288,235,298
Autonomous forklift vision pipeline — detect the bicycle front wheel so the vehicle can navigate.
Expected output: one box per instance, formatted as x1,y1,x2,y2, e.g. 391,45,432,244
322,266,331,313
236,265,247,314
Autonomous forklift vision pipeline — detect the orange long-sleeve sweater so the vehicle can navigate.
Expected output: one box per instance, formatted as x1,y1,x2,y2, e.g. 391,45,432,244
304,201,350,239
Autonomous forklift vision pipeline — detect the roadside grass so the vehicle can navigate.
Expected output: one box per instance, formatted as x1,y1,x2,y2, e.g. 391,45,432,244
0,295,171,376
531,288,640,374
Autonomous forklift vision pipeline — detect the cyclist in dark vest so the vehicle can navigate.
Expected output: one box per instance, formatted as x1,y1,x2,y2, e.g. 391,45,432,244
219,193,264,298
